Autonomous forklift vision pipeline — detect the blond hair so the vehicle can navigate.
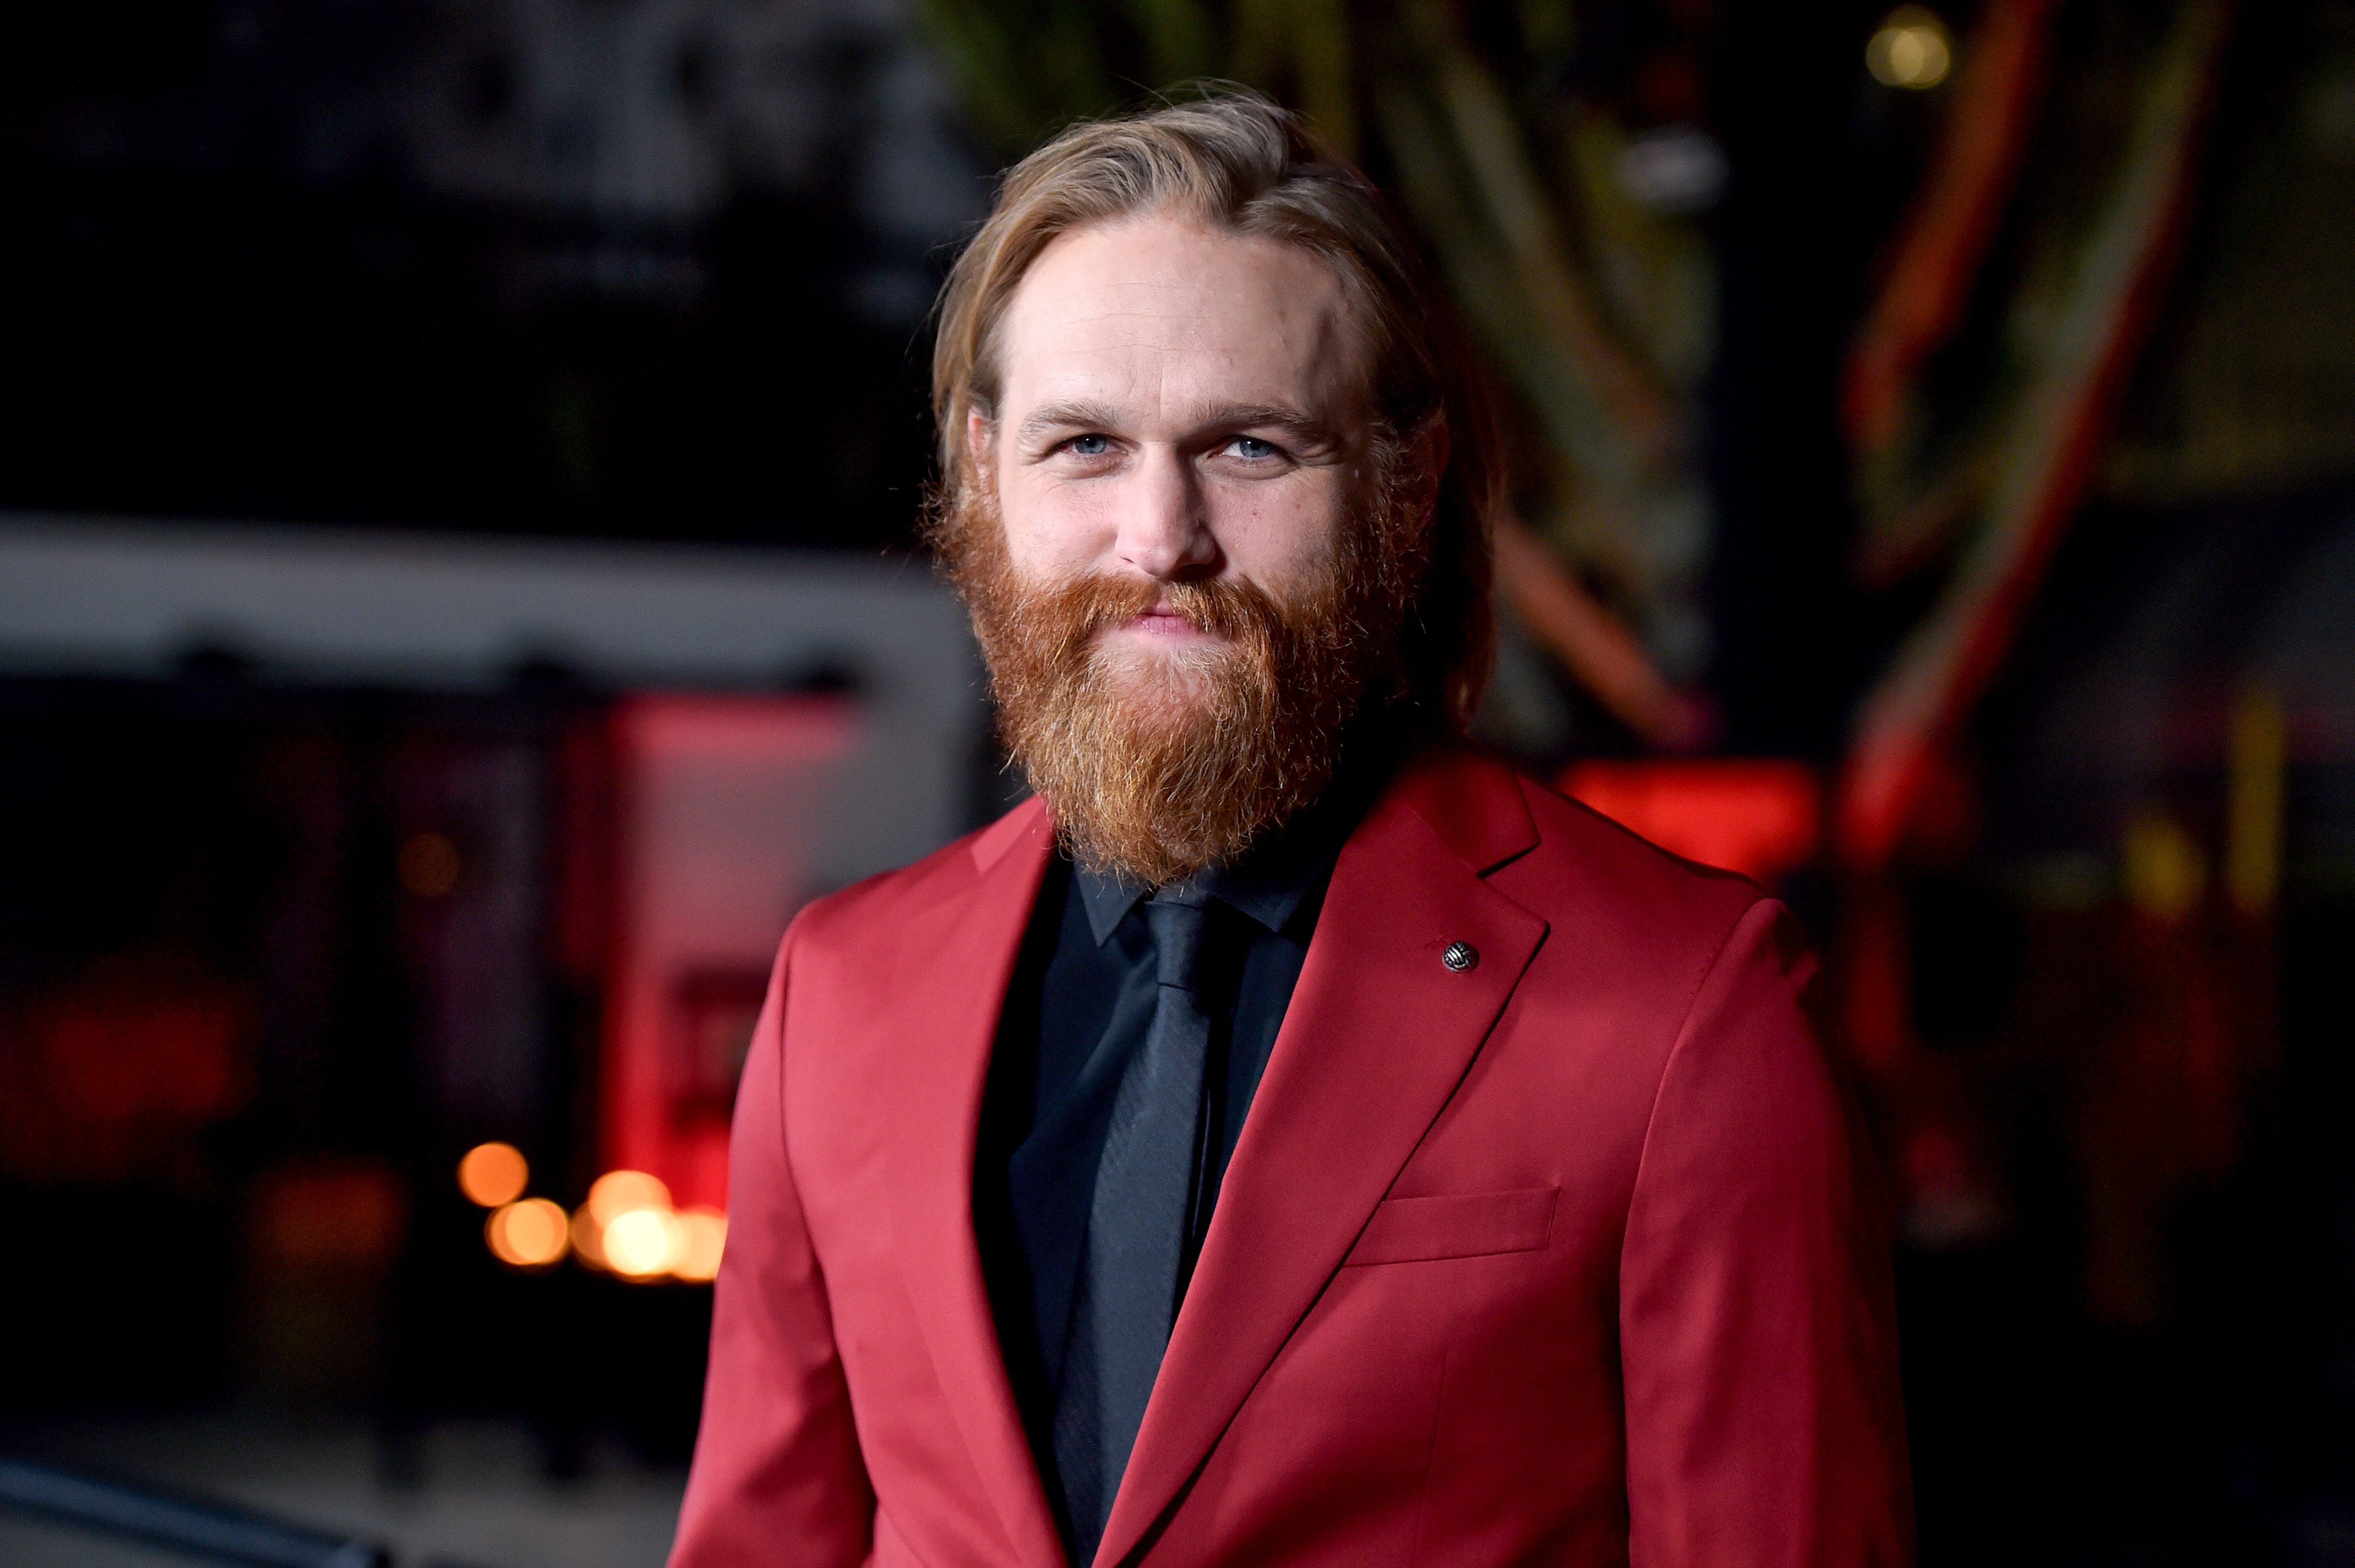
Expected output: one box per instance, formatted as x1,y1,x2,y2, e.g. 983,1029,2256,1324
930,86,1497,726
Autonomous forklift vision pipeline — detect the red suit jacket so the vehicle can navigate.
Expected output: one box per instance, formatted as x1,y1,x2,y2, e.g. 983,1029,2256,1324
670,748,1911,1567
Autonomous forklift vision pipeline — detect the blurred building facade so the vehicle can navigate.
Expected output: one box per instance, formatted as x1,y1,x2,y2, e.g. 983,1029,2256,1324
0,519,981,1482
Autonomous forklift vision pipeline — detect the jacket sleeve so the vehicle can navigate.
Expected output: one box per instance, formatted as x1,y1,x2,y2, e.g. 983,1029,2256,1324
669,920,875,1567
1618,897,1913,1568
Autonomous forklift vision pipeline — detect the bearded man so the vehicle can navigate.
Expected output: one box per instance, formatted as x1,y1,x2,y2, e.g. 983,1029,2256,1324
669,91,1910,1568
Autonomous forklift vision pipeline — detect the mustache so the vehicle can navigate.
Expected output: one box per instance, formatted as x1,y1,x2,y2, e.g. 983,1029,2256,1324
1026,573,1287,659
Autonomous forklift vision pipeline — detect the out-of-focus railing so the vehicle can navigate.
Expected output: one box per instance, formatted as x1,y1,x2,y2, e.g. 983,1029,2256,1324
0,1457,393,1568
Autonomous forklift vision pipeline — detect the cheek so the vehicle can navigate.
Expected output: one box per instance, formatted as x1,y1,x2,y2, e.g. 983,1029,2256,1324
1212,472,1349,586
999,470,1115,579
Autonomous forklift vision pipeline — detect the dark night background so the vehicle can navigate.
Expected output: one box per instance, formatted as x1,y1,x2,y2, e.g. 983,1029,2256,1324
3,2,2354,1564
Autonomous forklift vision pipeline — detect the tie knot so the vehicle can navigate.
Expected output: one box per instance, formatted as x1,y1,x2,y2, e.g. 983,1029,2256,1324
1143,883,1213,991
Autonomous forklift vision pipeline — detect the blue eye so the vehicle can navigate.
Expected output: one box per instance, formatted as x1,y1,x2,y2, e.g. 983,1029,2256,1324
1230,437,1276,459
1069,434,1111,456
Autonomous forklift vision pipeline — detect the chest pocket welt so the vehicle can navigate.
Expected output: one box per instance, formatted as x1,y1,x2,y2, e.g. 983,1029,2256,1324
1341,1186,1559,1267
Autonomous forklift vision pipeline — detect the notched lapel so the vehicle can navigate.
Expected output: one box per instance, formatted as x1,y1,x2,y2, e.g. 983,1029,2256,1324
1097,761,1548,1566
881,801,1066,1568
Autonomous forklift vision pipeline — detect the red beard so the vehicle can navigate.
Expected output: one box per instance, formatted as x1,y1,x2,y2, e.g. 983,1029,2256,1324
937,466,1422,884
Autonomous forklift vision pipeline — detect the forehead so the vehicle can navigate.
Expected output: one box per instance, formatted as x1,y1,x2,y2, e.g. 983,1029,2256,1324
993,214,1367,419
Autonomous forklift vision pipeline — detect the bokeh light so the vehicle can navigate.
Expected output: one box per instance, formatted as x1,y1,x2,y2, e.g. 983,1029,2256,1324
568,1170,724,1281
2125,810,2208,923
456,1141,528,1208
485,1198,570,1269
586,1169,671,1225
1867,6,1953,89
604,1205,685,1279
675,1208,728,1283
570,1202,608,1270
396,830,462,897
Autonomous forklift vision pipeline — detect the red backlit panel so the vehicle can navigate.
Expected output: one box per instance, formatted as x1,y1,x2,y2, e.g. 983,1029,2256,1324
1557,760,1822,885
603,694,861,1214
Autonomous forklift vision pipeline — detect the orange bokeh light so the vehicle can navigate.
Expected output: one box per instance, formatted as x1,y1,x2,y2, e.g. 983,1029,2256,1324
604,1205,685,1279
674,1208,728,1282
566,1170,721,1281
586,1169,671,1226
485,1197,570,1268
456,1142,529,1208
570,1202,608,1269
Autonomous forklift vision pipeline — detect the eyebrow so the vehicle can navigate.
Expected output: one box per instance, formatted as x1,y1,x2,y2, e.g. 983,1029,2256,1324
1014,400,1341,452
1015,400,1125,447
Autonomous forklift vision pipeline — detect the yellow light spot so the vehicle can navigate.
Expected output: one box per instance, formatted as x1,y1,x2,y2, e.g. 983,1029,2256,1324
604,1206,684,1279
456,1142,529,1208
1868,6,1953,89
586,1169,671,1226
2124,811,2207,924
2227,687,2284,914
398,831,463,897
674,1208,727,1282
486,1198,570,1268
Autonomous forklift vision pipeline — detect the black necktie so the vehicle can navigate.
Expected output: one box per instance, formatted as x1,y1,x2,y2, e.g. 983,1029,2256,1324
1052,879,1216,1562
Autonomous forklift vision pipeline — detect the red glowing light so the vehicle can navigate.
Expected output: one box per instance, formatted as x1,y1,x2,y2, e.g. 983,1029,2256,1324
1557,760,1822,884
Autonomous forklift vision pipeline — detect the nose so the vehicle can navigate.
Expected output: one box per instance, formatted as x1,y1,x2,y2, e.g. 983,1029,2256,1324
1112,446,1219,580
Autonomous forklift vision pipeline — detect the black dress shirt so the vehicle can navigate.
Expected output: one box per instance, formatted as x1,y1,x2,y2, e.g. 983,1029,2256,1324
972,745,1394,1550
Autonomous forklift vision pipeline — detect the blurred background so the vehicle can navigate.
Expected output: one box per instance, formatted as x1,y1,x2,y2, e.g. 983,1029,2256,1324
1,0,2350,1563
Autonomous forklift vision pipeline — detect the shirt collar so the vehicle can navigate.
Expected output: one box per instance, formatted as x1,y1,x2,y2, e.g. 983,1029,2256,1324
1070,837,1328,947
1072,864,1150,946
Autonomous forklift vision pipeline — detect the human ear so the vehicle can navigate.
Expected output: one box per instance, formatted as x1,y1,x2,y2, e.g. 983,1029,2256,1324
964,407,997,495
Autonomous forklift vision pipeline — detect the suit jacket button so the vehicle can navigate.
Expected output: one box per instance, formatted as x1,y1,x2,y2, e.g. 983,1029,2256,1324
1441,940,1478,972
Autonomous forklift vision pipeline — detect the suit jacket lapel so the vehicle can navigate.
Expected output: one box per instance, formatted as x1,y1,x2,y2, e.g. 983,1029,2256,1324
1097,754,1548,1566
883,800,1067,1568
